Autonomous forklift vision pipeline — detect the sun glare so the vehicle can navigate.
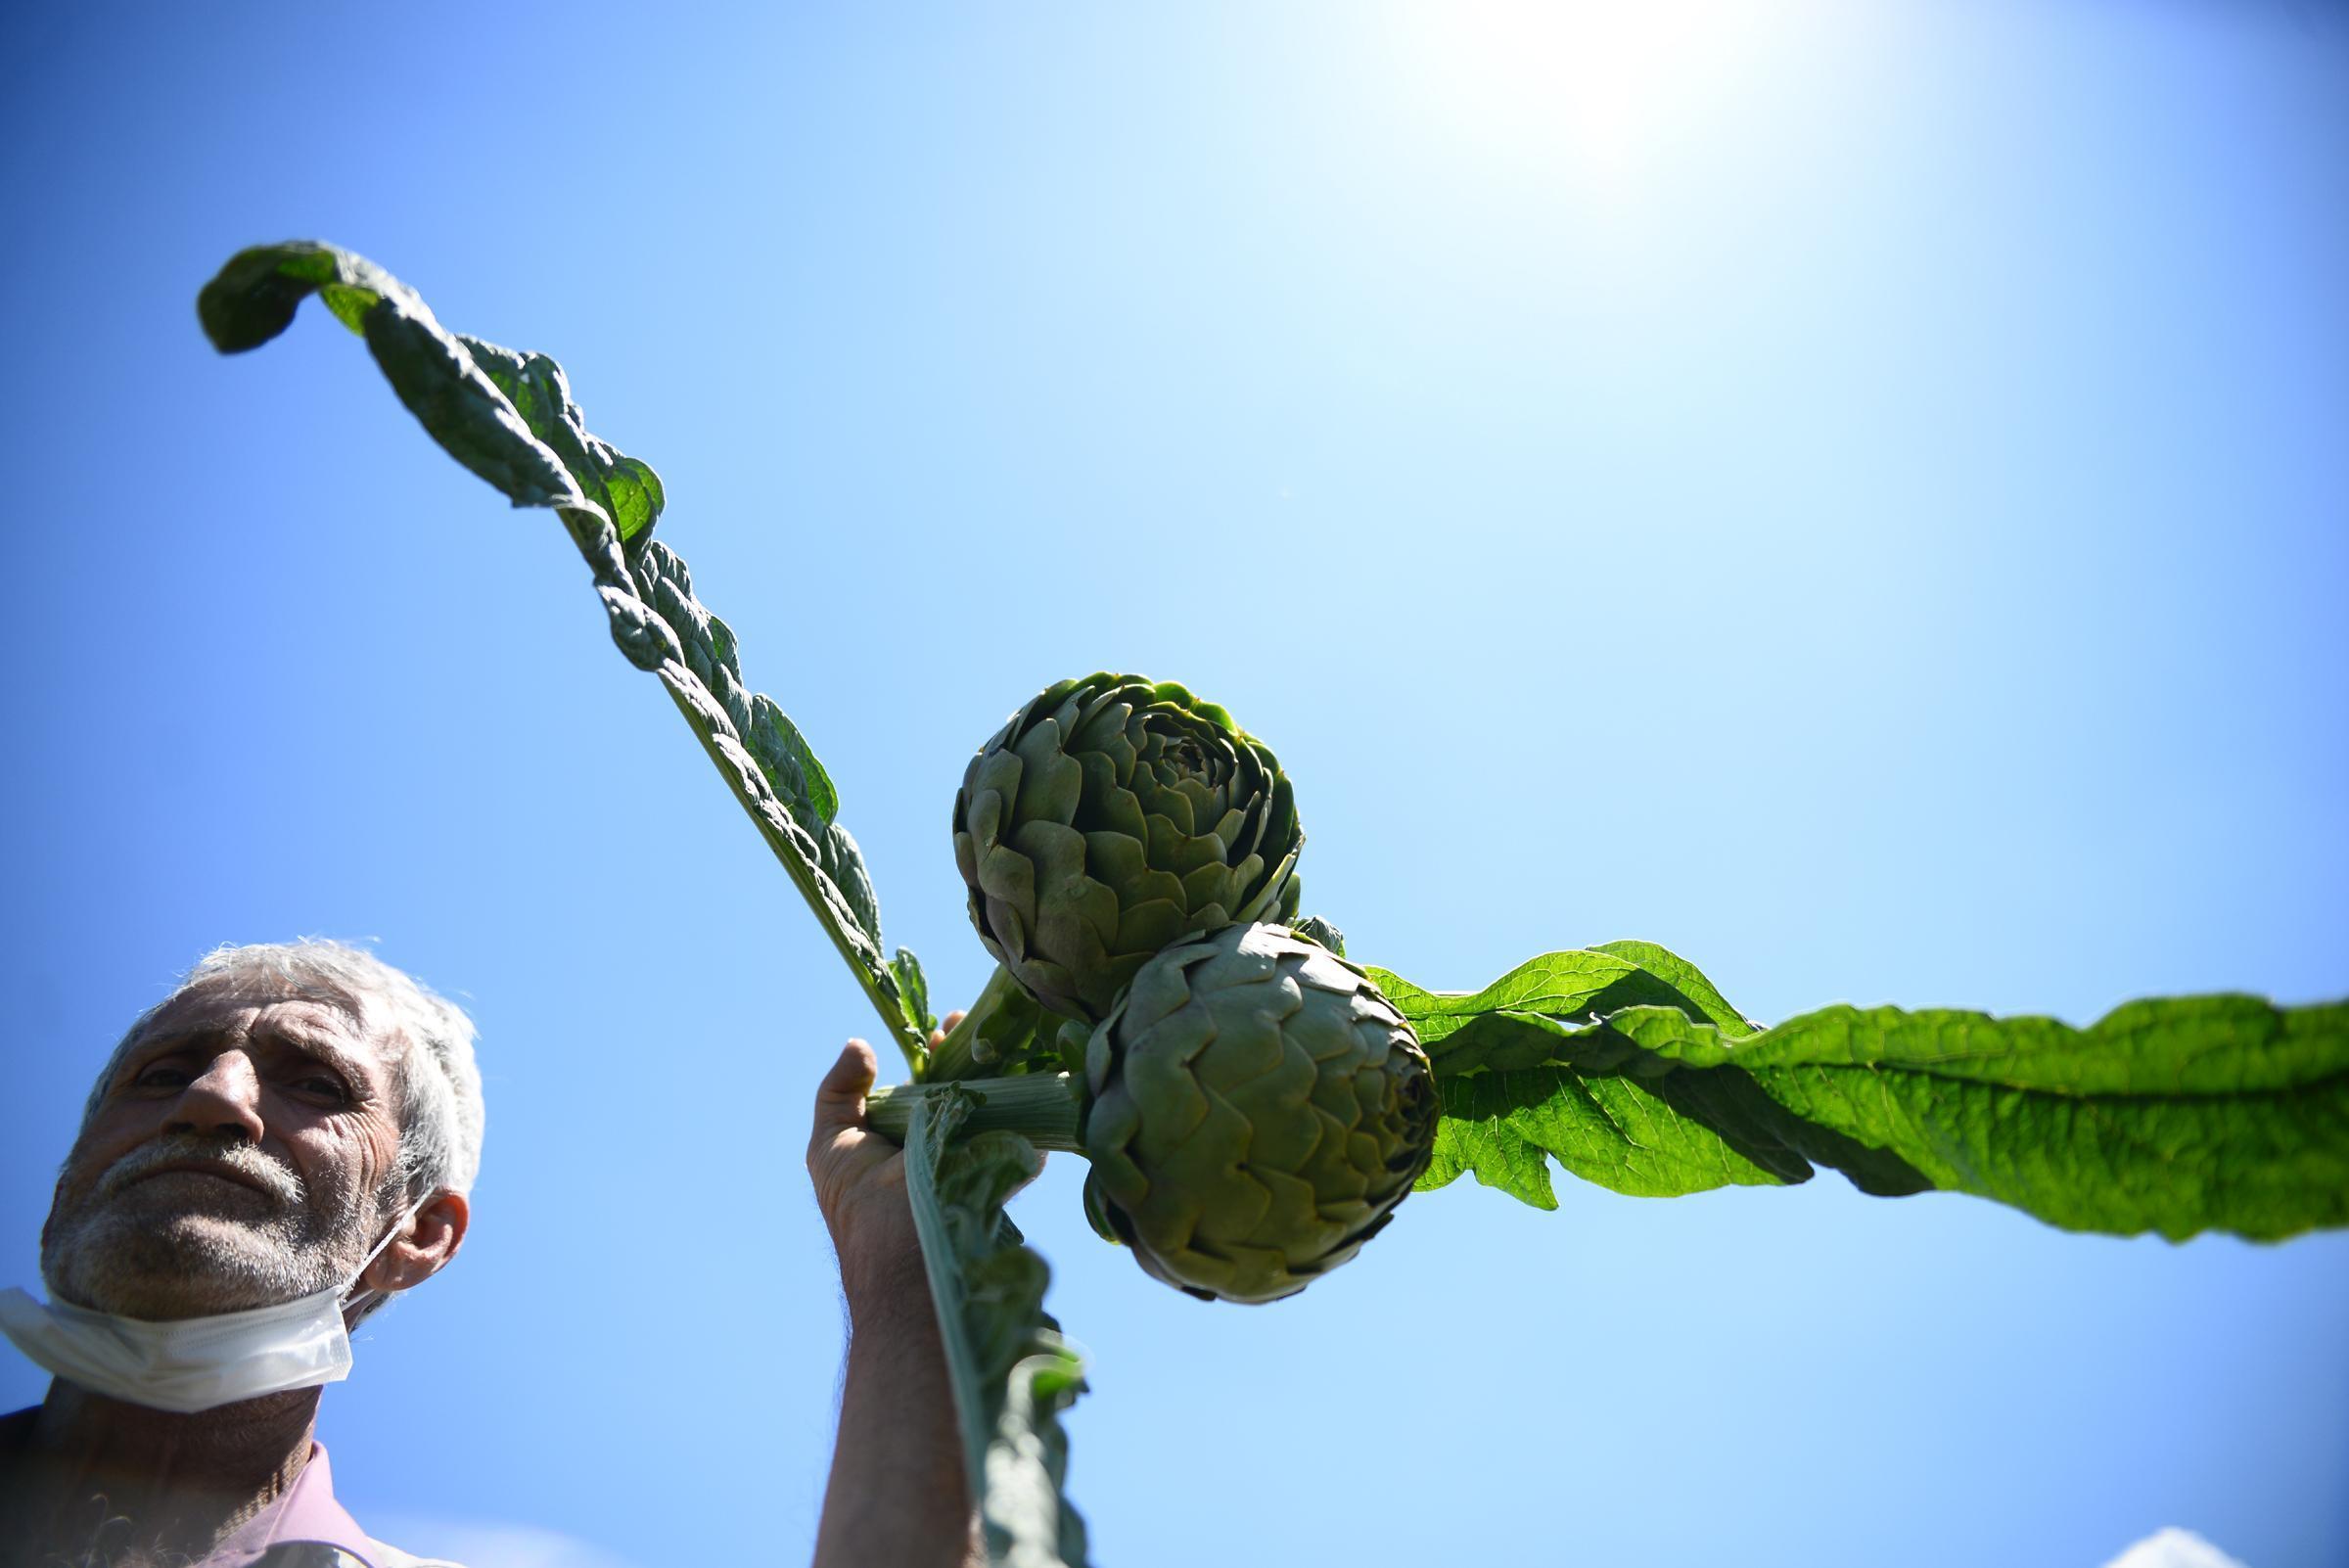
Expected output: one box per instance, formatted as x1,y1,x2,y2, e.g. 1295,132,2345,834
1393,0,1816,187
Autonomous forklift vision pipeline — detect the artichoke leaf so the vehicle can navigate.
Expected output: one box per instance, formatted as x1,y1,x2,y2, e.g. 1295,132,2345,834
198,242,923,1067
894,947,938,1043
903,1090,1091,1568
198,240,647,538
1380,942,2349,1241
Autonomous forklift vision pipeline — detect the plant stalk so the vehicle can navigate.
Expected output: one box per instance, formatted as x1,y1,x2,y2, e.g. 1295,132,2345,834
924,964,1031,1082
559,508,930,1075
900,1095,990,1508
866,1073,1087,1153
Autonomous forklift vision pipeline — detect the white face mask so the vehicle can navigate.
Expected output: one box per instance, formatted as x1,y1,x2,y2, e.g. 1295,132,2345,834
0,1205,420,1415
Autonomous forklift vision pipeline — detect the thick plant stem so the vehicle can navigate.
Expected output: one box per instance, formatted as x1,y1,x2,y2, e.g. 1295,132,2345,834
925,965,1036,1082
899,1095,990,1512
867,1073,1087,1153
558,506,930,1076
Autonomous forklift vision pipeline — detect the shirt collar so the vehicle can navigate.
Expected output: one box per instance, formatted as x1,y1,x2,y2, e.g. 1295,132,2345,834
212,1440,381,1567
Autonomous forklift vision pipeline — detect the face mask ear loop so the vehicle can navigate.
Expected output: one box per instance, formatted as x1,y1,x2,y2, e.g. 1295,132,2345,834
340,1196,429,1321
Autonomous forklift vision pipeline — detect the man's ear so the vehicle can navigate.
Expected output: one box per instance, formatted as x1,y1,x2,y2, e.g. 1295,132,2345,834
363,1189,471,1296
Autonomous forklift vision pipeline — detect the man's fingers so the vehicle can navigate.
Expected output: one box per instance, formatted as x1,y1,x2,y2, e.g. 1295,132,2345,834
812,1040,878,1142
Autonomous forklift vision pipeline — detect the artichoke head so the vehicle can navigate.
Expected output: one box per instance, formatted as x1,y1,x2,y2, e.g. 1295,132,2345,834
1082,923,1439,1304
954,673,1301,1022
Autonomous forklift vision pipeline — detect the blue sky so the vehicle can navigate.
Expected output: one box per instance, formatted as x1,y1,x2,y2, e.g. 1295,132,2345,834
2,2,2343,1564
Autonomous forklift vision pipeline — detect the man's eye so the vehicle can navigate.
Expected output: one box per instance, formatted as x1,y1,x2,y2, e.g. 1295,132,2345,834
291,1074,349,1103
135,1066,190,1089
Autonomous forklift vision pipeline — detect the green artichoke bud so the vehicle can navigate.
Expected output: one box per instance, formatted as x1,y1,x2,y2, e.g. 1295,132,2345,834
1082,923,1439,1304
954,673,1302,1022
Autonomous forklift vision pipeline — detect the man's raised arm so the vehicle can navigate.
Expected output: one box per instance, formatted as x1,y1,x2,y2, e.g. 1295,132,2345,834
806,1030,986,1568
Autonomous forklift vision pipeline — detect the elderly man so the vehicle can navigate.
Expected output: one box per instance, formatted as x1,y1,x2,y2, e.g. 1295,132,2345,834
0,942,483,1568
4,942,985,1567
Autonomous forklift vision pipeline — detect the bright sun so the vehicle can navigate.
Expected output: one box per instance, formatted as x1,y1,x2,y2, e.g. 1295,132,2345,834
1392,0,1821,187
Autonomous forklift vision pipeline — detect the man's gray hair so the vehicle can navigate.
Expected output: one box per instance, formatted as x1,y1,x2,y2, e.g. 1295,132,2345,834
87,940,485,1199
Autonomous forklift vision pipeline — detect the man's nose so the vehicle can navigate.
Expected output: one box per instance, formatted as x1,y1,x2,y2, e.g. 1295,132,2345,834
166,1051,266,1143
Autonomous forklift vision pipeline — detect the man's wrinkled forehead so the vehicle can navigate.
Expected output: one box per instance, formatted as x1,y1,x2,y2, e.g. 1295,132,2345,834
121,977,403,1070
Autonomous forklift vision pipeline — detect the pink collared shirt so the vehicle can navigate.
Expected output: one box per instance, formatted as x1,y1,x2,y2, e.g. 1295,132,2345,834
207,1441,449,1568
0,1408,459,1568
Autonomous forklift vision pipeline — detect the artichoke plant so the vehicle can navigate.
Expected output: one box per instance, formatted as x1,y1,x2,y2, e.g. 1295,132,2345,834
953,673,1302,1022
204,243,2349,1568
1082,922,1441,1304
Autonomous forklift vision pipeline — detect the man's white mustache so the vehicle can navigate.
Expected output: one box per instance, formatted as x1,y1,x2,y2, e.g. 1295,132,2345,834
95,1135,305,1208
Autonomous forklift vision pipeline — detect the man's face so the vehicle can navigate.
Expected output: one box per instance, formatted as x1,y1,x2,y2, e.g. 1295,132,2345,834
40,982,410,1319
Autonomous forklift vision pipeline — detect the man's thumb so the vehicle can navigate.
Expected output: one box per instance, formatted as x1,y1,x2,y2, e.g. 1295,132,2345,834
812,1040,878,1135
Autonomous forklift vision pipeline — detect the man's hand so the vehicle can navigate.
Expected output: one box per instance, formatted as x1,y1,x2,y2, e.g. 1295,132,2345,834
808,1013,989,1568
809,1013,1024,1301
809,1034,923,1302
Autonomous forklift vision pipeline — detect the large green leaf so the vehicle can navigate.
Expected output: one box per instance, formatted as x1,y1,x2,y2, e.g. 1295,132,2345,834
198,242,633,532
1614,995,2348,1239
1367,945,1793,1208
198,241,925,1067
1368,944,1752,1049
458,335,666,546
904,1090,1091,1568
1379,945,2348,1239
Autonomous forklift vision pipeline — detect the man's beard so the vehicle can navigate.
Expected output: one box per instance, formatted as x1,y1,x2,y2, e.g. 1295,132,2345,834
40,1131,380,1319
